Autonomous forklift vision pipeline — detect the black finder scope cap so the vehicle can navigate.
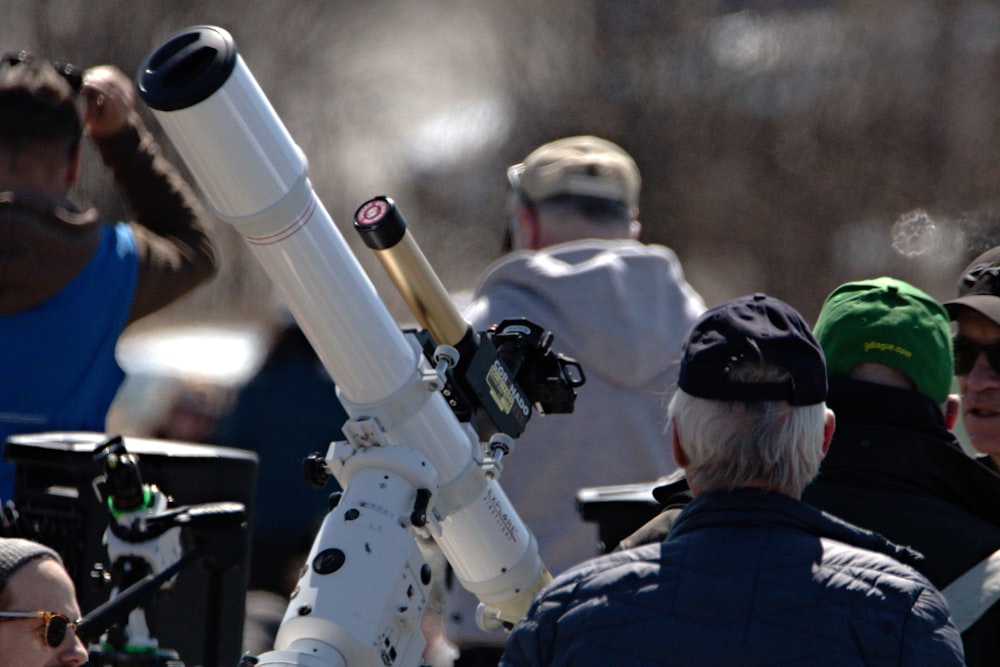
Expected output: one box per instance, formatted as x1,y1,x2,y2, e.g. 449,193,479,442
137,25,238,112
354,196,407,250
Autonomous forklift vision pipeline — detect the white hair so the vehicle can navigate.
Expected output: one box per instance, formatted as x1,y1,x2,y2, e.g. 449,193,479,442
668,363,828,497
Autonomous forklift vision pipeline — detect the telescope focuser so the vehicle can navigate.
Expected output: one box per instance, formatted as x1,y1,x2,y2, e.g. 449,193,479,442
485,319,585,416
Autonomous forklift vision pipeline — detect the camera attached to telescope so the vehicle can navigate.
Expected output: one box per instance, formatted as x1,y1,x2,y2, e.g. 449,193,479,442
353,196,584,443
424,316,584,439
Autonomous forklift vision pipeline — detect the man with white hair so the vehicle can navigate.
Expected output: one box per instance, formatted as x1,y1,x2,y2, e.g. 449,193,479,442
500,294,964,667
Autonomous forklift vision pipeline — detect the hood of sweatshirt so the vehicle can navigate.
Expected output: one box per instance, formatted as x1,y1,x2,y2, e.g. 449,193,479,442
465,239,705,388
0,192,99,314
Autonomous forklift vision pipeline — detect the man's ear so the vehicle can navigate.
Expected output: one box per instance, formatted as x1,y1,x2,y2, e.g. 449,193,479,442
65,143,81,187
628,219,641,239
672,422,689,469
944,394,960,431
516,204,542,250
822,408,836,456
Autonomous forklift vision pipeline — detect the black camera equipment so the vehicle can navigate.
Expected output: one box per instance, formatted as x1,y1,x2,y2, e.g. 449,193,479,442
74,436,247,667
3,433,256,667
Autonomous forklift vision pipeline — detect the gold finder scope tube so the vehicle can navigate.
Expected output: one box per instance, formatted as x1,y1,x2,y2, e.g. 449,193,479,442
352,196,523,438
354,196,471,350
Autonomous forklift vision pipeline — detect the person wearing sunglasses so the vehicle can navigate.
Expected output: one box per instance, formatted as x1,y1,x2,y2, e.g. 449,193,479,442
801,277,1000,667
0,538,88,666
944,247,1000,474
0,53,217,500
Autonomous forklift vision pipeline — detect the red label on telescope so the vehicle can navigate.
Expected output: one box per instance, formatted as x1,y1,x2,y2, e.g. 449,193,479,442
355,198,389,226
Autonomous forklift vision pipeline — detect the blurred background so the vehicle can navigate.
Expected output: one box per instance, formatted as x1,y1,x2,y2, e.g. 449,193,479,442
4,0,1000,432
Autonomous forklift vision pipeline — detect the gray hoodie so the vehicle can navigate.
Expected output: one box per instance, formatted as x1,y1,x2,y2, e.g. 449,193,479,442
445,237,704,646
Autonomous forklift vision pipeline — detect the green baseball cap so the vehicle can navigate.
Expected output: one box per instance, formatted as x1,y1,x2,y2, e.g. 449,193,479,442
813,277,953,404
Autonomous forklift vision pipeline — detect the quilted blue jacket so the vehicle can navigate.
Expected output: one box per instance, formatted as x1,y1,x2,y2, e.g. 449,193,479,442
501,489,965,667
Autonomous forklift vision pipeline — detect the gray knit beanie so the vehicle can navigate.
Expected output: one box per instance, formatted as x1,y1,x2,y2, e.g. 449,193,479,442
0,538,62,596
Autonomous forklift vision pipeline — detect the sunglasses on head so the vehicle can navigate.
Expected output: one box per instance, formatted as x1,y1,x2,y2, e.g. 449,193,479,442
0,610,80,648
507,162,537,205
953,336,1000,376
0,50,84,93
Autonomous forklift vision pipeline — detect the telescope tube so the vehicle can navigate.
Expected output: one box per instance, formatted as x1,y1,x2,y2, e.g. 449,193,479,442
137,25,548,660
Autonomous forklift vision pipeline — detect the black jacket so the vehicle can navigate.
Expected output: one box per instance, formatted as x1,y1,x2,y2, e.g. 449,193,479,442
803,376,1000,667
503,490,964,667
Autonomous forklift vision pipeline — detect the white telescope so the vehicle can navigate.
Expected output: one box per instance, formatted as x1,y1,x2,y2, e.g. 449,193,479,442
137,26,558,667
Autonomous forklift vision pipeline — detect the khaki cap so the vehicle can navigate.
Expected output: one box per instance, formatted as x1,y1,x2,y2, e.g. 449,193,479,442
509,135,640,211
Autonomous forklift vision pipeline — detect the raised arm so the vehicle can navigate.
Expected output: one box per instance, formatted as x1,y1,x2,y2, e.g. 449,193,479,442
82,65,216,324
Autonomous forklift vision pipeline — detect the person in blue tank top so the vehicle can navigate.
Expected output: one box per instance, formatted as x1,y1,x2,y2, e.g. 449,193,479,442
0,53,217,500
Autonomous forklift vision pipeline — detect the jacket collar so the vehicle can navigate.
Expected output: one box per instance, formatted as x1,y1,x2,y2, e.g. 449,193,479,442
814,376,1000,521
826,376,953,443
669,488,923,567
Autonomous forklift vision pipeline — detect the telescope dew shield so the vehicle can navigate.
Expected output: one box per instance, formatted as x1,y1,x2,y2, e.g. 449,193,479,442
137,25,414,402
138,24,549,657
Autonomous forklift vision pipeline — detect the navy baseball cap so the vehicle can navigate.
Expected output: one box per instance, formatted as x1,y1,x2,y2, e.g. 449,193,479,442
678,293,828,406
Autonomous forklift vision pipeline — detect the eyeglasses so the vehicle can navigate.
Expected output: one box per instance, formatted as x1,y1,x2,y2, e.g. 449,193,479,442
953,336,1000,376
0,610,80,648
506,163,532,205
0,50,84,93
